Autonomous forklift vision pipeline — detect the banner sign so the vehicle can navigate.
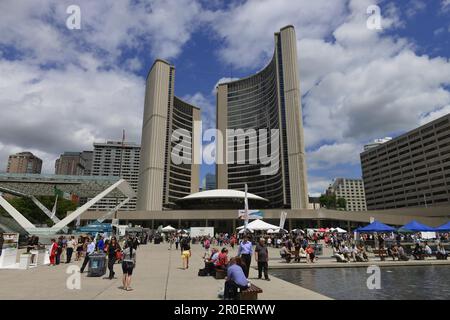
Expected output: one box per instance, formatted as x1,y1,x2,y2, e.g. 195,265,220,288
238,209,264,220
279,211,287,229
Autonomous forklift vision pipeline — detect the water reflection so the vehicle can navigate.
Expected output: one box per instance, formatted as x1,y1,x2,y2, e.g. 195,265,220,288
270,266,450,300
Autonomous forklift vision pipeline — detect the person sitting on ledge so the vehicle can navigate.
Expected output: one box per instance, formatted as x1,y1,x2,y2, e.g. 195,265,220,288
436,243,448,260
224,257,250,300
340,244,351,262
388,245,399,261
412,243,425,260
297,246,307,262
397,245,409,261
305,245,316,263
333,245,347,263
204,248,219,275
279,245,292,262
424,242,433,258
357,244,369,262
351,244,359,262
215,248,229,271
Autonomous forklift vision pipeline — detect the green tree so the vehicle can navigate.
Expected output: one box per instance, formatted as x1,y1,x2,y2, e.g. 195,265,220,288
0,196,77,226
319,194,337,209
336,197,347,210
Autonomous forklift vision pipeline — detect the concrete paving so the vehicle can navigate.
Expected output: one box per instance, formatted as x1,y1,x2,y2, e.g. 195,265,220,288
0,243,330,300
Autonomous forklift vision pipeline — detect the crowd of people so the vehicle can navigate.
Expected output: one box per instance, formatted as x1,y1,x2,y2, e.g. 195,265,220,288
26,234,140,291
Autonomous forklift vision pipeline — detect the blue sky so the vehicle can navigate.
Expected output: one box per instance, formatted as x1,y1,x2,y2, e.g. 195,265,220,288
0,0,449,196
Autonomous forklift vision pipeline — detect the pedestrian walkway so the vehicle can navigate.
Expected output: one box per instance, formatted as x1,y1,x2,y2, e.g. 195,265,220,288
0,243,329,300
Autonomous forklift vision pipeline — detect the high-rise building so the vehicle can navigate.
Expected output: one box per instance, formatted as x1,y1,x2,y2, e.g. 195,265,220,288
216,26,308,209
204,173,216,191
137,59,201,211
81,151,93,175
327,178,367,211
7,152,42,174
361,113,450,210
91,141,140,210
364,137,392,151
54,151,92,175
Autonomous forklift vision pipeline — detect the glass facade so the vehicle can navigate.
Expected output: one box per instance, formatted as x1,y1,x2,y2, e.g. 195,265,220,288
225,50,287,208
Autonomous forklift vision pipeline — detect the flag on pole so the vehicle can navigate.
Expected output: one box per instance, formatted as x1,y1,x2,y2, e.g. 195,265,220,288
279,211,287,229
51,195,58,219
238,209,264,220
244,184,249,230
53,186,71,200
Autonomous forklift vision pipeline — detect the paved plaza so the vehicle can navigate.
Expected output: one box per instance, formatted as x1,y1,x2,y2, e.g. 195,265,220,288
0,243,330,300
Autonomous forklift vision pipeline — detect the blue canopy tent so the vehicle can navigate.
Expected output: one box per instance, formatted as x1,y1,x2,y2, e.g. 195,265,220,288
435,221,450,232
354,221,396,233
398,220,435,233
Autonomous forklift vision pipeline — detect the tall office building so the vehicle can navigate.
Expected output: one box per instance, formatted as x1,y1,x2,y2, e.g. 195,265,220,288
55,151,92,175
81,151,93,175
216,26,308,209
361,113,450,210
91,141,140,210
7,152,42,174
137,59,200,211
364,137,392,151
327,178,367,211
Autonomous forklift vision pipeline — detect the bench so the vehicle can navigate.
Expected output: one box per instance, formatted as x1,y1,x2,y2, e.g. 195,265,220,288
215,269,226,279
238,284,263,300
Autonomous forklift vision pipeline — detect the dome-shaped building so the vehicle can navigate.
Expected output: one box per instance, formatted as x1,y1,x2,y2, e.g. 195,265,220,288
175,189,269,209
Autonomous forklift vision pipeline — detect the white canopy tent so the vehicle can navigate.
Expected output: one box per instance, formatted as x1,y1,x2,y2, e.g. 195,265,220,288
330,227,347,233
237,219,280,231
161,225,176,232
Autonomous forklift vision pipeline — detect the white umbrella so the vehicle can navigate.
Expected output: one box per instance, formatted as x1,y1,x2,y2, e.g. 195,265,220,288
161,225,176,232
291,229,305,234
332,227,347,233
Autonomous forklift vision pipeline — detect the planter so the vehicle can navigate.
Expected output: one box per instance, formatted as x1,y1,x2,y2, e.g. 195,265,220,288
19,254,32,270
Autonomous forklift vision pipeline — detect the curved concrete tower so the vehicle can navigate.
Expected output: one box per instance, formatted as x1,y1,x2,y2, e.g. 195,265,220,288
137,59,200,211
216,26,308,209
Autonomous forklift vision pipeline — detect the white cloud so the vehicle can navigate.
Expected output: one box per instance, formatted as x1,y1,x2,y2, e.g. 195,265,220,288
210,0,450,182
0,0,207,67
308,177,332,197
181,92,216,131
442,0,450,12
210,0,348,69
307,143,362,170
0,59,144,173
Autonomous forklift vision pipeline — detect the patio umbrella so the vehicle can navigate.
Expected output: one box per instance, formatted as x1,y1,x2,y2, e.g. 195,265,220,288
331,227,347,233
435,221,450,232
354,221,396,233
398,220,435,233
161,225,176,232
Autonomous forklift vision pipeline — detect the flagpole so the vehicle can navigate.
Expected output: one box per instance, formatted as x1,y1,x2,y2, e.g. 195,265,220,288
244,184,249,231
115,129,125,221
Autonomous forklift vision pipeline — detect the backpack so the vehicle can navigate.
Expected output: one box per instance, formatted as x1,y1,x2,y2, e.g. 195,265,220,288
198,268,208,276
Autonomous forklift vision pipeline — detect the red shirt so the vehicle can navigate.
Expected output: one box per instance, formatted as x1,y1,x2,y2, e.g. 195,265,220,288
215,252,228,267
